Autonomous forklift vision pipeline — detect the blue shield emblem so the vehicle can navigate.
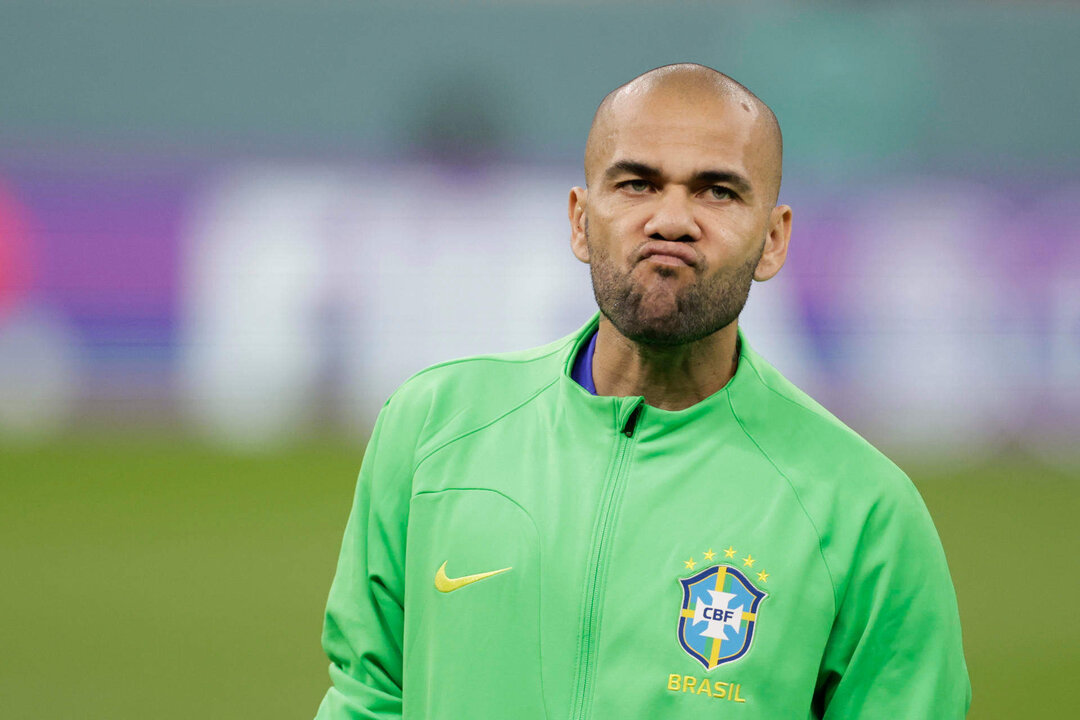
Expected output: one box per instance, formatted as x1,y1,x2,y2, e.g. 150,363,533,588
677,564,767,670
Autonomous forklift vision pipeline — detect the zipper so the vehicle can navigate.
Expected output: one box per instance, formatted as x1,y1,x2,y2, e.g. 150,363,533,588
621,403,642,437
570,400,643,719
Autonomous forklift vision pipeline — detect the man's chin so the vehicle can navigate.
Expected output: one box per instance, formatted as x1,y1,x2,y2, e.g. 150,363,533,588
612,311,702,347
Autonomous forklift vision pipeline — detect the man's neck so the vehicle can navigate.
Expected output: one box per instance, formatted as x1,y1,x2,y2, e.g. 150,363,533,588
590,317,740,411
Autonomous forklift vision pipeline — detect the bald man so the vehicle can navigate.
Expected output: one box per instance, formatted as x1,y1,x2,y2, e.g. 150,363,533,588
316,64,970,720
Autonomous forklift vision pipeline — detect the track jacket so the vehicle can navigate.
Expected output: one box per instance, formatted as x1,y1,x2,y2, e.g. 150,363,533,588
316,315,971,719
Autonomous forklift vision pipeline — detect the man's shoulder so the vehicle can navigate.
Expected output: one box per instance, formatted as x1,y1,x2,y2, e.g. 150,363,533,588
374,330,579,451
732,339,915,504
398,332,574,401
734,340,950,608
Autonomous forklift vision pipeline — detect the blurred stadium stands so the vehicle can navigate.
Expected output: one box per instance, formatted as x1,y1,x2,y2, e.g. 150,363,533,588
0,1,1077,451
1,2,1077,455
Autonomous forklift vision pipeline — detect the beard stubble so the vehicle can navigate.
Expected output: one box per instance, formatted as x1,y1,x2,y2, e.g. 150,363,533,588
587,232,763,347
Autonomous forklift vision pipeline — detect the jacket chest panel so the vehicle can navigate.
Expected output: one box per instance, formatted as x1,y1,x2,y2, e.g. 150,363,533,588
404,412,834,717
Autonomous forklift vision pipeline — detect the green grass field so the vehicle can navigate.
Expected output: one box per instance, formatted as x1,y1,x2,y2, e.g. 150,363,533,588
2,435,1077,718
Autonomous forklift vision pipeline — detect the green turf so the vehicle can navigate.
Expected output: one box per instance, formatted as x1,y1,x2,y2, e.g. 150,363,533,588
1,436,1076,718
911,454,1080,719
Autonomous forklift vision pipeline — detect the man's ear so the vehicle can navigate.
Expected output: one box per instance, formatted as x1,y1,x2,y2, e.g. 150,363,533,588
568,186,590,264
754,204,792,281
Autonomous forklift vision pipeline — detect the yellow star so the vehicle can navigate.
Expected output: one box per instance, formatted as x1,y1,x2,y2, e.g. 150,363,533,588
757,570,769,583
703,548,716,561
684,556,697,570
724,546,737,558
743,554,755,567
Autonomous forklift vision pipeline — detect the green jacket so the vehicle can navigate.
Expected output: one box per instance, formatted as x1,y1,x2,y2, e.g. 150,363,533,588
316,316,970,719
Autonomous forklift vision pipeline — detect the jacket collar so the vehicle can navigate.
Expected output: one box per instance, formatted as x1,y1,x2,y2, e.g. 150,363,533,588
557,313,757,433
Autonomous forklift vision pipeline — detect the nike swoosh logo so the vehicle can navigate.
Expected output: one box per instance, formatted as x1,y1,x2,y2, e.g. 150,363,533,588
434,561,512,593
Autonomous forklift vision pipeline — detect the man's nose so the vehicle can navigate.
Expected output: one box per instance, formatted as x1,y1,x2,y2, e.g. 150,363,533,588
642,189,701,243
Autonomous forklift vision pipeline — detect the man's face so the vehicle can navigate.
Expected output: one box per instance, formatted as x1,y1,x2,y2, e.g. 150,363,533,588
570,89,789,346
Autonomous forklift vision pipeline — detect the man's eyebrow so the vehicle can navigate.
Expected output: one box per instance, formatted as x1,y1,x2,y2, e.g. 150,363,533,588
603,160,662,183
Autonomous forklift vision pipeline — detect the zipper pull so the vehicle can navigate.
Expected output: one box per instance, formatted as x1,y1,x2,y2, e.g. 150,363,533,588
621,403,643,437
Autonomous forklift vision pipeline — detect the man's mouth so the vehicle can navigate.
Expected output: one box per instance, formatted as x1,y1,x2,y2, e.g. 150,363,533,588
637,241,698,268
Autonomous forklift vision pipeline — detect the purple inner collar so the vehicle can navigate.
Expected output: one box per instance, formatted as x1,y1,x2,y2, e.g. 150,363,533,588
571,330,598,395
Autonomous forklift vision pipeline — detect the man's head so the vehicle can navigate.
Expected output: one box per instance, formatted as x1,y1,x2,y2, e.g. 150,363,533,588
569,64,791,346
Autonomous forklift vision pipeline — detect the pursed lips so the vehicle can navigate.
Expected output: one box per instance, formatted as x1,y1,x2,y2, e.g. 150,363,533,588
637,241,699,268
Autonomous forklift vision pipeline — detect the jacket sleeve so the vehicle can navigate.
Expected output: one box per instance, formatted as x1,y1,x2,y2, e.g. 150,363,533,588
315,398,416,719
815,480,971,719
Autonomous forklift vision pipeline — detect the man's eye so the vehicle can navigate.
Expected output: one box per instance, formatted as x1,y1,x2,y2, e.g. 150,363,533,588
621,180,651,193
707,186,735,200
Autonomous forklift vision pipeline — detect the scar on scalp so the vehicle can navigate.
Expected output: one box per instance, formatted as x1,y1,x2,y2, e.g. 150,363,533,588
740,101,751,112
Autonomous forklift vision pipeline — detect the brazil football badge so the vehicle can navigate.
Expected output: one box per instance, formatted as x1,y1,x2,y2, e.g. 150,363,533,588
677,561,767,670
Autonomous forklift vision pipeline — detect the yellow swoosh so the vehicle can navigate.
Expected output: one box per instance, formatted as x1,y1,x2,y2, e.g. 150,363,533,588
434,561,512,593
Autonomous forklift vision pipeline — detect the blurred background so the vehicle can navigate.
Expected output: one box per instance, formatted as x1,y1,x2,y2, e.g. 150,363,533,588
1,1,1077,717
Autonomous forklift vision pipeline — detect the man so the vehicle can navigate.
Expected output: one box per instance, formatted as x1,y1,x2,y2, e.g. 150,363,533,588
316,64,970,719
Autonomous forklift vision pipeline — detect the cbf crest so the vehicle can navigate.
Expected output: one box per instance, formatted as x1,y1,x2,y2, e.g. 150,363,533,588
677,554,768,670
